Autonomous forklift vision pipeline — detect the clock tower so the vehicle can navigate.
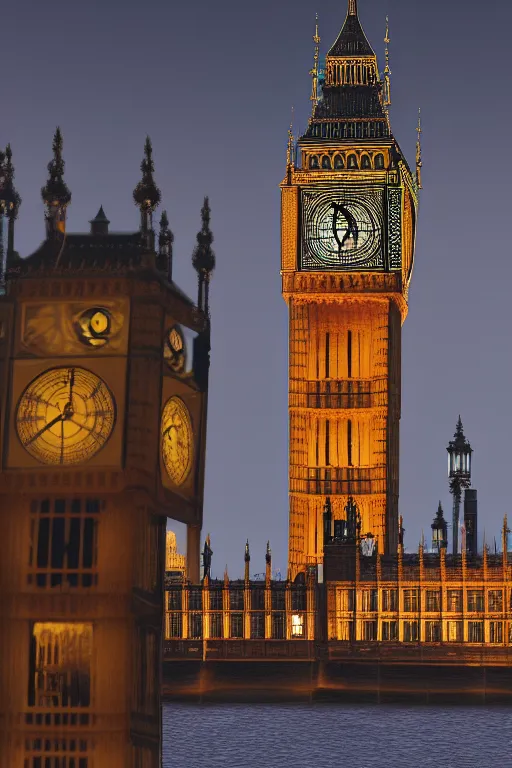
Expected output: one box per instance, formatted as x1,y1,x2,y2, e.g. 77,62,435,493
282,1,418,576
0,133,212,766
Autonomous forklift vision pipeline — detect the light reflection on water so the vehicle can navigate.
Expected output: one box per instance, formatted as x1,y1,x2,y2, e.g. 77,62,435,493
163,703,512,768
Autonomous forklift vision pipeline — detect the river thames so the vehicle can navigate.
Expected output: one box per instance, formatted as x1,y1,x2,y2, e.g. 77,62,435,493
163,703,512,767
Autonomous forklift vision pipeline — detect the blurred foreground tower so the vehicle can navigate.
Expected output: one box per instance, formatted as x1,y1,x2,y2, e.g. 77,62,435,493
281,0,419,575
0,134,211,766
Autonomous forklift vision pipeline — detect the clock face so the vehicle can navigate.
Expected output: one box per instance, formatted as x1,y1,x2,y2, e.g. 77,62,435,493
16,366,116,465
161,396,193,486
301,187,384,270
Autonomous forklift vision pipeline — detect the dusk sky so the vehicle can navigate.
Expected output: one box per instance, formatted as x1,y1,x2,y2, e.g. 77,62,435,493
2,0,511,575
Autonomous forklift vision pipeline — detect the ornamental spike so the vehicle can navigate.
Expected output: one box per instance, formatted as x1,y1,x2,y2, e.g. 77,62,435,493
383,16,392,113
309,15,321,117
416,108,423,190
348,0,358,16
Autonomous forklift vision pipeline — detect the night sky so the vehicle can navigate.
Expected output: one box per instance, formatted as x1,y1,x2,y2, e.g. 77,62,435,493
2,0,511,576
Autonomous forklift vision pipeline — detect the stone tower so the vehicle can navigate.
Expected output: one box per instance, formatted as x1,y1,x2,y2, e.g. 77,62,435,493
281,1,418,576
0,132,211,766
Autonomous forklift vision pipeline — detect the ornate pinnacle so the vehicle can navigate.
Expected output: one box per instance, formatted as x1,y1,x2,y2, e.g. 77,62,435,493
383,16,392,112
158,210,174,278
41,127,71,209
192,197,215,275
348,0,358,16
265,541,271,565
0,144,21,217
244,540,250,562
416,108,423,190
309,15,321,117
133,136,161,213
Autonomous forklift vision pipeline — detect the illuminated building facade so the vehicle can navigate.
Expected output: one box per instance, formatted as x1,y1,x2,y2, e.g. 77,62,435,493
0,134,212,766
166,530,187,579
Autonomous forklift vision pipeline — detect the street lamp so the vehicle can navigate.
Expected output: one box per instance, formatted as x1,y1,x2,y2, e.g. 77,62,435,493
447,417,472,555
431,501,448,553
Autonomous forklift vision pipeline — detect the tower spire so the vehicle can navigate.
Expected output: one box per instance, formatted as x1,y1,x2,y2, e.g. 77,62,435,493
192,197,215,317
41,127,71,240
133,136,161,249
0,145,21,284
383,16,392,113
416,108,423,190
158,210,174,281
309,15,321,117
348,0,358,16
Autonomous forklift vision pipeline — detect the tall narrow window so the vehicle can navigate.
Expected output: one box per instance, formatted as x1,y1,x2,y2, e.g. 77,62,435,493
347,420,353,466
347,331,353,378
325,420,330,466
29,623,92,708
325,333,330,378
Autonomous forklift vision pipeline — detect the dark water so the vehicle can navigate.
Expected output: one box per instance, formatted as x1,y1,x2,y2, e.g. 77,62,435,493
163,703,512,768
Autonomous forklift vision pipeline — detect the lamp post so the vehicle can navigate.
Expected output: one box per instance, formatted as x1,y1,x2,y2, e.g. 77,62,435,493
447,417,472,555
431,502,448,553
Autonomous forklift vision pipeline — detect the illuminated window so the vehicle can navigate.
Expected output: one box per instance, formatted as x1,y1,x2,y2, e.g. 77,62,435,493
230,614,243,638
426,590,441,612
250,613,264,639
361,589,378,612
28,499,100,588
374,153,385,169
447,620,463,642
337,620,352,641
337,588,355,612
403,621,419,642
490,621,503,644
167,589,182,611
382,621,398,641
166,613,182,639
488,590,503,612
362,620,377,641
468,621,484,643
28,623,92,709
209,613,223,639
382,589,398,612
403,589,419,612
321,155,332,169
467,590,484,612
425,621,441,642
447,590,462,612
291,614,304,638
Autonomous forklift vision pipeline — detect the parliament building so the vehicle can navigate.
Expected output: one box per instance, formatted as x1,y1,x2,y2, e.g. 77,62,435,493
1,1,511,766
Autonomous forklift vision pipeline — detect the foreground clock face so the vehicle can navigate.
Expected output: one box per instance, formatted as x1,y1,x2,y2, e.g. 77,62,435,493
301,187,384,270
161,396,193,486
16,367,116,465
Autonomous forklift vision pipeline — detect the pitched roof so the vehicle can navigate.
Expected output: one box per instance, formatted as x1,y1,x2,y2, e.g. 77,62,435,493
328,11,375,57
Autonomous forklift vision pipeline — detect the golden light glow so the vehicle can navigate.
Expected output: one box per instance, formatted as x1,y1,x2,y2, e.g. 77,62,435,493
161,396,193,486
16,366,116,465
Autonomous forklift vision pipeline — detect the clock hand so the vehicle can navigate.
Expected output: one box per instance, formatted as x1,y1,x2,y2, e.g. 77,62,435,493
68,368,75,408
26,413,64,445
60,419,65,464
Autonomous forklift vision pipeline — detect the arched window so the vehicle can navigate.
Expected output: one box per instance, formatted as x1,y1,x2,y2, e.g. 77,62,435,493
309,155,319,169
374,153,385,170
334,154,344,169
361,155,371,170
321,155,332,170
347,154,358,169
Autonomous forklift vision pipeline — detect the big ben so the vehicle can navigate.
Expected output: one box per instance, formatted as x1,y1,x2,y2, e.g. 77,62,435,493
0,132,212,766
282,0,418,576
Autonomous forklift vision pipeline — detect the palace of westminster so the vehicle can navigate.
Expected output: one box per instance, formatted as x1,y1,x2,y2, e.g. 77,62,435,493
1,1,511,765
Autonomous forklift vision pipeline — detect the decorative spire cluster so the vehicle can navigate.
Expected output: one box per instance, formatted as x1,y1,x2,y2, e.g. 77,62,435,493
41,128,71,238
133,136,161,248
192,197,215,317
0,145,21,281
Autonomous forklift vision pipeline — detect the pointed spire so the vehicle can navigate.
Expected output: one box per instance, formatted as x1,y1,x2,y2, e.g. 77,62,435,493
41,127,71,239
89,205,110,236
348,0,358,16
309,15,321,117
244,540,250,582
133,136,161,248
0,144,21,282
192,197,215,316
244,539,250,562
328,0,374,56
158,210,174,280
265,541,272,566
416,108,423,190
383,16,392,112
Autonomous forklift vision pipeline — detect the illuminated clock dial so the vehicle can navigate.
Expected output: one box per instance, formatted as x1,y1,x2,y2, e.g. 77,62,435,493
301,188,384,270
16,367,116,465
161,396,193,486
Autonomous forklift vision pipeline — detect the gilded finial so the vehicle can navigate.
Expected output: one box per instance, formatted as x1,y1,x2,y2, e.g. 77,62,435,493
41,127,72,239
348,0,358,16
309,14,321,118
286,107,295,168
383,16,392,113
416,108,423,190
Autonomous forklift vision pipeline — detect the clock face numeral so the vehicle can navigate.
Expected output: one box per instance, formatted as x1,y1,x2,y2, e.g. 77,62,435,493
16,367,116,465
161,396,193,486
301,187,384,270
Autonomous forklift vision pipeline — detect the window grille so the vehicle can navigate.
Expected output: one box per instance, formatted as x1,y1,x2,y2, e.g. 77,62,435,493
425,590,441,612
28,500,100,588
209,590,223,610
29,623,92,709
467,590,484,613
229,613,244,639
468,621,484,643
271,589,286,611
403,590,419,612
381,621,397,641
425,621,441,642
24,737,90,767
447,590,463,612
251,589,265,610
361,589,378,612
188,614,202,639
490,621,503,644
167,589,182,611
166,613,182,639
381,589,397,612
362,620,377,641
250,613,264,639
488,590,503,612
272,612,285,639
209,613,223,639
292,588,306,612
189,589,202,611
291,614,304,638
229,590,244,610
337,588,355,612
403,621,418,642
